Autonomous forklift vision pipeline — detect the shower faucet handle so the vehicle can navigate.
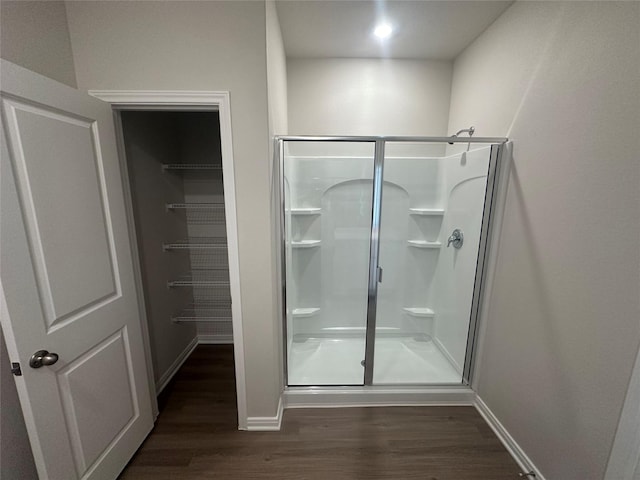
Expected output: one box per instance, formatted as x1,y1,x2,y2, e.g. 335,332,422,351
447,229,464,249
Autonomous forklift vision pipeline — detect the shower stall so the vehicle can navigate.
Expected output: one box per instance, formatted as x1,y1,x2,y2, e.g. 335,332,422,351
277,136,505,392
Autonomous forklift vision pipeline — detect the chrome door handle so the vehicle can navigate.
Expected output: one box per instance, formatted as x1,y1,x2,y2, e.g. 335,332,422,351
29,350,59,368
447,229,464,249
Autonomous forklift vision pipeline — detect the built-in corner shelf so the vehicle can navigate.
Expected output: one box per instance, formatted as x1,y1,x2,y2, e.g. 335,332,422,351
292,307,320,318
162,163,222,172
290,207,321,216
407,240,442,249
409,208,445,216
292,240,321,249
403,307,435,318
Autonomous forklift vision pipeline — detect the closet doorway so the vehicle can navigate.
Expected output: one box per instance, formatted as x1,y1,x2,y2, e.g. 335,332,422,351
91,91,247,428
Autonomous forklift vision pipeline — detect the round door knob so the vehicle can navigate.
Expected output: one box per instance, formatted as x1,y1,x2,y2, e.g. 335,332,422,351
29,350,59,368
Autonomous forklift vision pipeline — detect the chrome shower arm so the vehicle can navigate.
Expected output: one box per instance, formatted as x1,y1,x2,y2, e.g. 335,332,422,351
453,126,475,137
448,126,475,146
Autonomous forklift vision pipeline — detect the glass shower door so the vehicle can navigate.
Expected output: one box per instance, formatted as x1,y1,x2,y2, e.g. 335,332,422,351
372,142,495,385
282,140,376,386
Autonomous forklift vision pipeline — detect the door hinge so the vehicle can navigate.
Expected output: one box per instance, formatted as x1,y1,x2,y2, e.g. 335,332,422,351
11,362,22,376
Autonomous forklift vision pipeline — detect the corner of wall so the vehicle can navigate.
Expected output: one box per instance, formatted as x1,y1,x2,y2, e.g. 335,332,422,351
245,393,284,431
0,0,78,88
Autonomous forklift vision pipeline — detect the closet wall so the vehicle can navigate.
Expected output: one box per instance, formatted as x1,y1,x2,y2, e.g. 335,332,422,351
122,111,230,390
178,113,232,344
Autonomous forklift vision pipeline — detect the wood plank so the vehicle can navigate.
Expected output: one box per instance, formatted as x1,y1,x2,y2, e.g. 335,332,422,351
119,345,521,479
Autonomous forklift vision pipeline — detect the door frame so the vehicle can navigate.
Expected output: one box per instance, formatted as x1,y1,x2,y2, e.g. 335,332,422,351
89,90,248,429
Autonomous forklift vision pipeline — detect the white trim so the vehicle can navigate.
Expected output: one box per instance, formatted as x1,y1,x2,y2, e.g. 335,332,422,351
197,335,234,345
283,386,476,409
246,396,284,431
88,90,227,107
605,342,640,479
474,395,544,479
89,90,248,431
155,336,199,395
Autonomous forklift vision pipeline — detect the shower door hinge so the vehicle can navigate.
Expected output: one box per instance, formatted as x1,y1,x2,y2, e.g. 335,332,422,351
11,362,22,376
377,266,383,283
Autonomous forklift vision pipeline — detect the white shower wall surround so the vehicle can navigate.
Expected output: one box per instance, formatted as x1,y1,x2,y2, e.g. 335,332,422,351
283,141,492,385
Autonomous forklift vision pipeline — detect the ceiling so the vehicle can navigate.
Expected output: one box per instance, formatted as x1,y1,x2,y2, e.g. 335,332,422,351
276,1,514,60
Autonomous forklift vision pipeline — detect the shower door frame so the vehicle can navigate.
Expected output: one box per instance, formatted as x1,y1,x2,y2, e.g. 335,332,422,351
276,135,507,388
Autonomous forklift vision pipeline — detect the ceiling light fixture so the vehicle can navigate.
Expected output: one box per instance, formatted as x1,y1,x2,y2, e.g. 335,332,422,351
373,23,393,40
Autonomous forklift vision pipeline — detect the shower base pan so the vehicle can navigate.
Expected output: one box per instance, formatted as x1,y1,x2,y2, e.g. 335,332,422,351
284,337,475,408
287,336,461,386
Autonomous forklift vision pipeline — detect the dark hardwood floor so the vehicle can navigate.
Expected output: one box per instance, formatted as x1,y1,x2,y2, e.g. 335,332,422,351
119,345,522,479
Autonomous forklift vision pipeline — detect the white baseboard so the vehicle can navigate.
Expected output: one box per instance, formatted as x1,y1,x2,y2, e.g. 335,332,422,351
198,334,234,344
155,336,199,395
245,396,284,431
432,336,462,374
474,395,545,479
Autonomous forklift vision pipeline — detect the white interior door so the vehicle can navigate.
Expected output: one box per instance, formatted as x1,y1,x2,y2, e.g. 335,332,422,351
0,60,154,479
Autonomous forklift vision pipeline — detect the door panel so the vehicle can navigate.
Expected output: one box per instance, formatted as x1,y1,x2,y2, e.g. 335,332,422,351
4,99,119,329
372,143,493,385
0,60,153,480
57,328,136,474
282,141,375,386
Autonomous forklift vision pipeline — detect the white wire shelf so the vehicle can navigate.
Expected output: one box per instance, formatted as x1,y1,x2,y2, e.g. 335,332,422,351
166,203,224,210
172,302,232,323
167,271,230,288
163,237,227,251
409,208,445,216
162,163,222,172
407,240,442,249
403,307,435,318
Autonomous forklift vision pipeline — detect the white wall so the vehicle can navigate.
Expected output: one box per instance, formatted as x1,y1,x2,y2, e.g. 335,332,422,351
65,0,281,419
0,2,75,477
287,58,452,136
448,2,640,478
0,0,77,87
266,0,288,137
265,0,288,397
